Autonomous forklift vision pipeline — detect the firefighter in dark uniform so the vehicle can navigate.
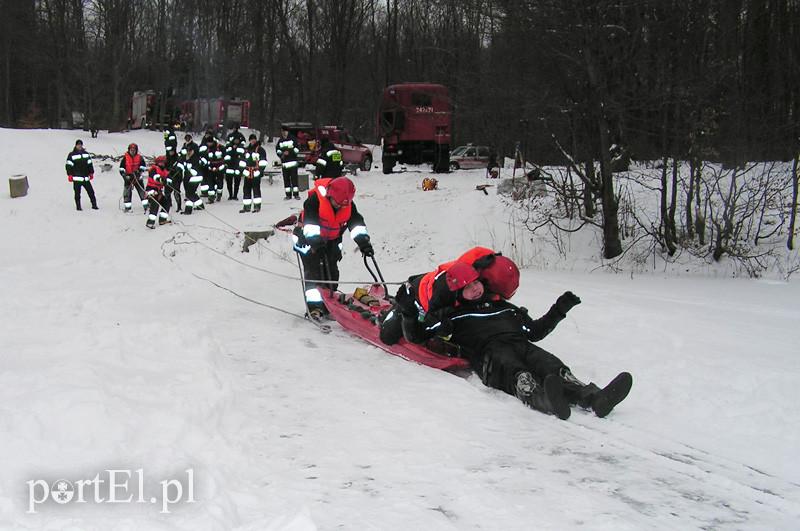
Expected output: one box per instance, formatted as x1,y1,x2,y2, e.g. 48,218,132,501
224,129,245,200
164,127,178,164
176,143,204,214
163,127,180,209
202,136,225,203
292,176,374,318
314,137,344,180
65,139,98,211
239,134,268,213
277,125,301,199
381,254,632,420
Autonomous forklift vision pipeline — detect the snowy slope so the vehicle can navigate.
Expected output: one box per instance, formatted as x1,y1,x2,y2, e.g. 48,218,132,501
1,128,799,530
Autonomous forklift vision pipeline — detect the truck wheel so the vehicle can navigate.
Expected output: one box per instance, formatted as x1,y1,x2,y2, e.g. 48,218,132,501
449,162,459,171
433,145,450,173
361,156,372,172
382,157,395,174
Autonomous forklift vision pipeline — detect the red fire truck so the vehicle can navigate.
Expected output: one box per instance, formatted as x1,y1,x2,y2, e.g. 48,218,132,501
378,83,451,174
129,90,181,130
180,98,251,131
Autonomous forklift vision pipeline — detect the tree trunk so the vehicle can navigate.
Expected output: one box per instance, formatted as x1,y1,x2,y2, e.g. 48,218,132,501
584,45,622,259
667,158,679,251
788,153,799,250
695,166,706,245
583,161,596,218
686,158,696,239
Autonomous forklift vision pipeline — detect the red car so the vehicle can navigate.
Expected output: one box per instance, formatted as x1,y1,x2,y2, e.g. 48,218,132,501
281,123,373,171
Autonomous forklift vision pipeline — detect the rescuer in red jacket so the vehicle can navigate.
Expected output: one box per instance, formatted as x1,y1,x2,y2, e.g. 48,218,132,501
292,176,374,319
144,156,171,229
119,143,147,213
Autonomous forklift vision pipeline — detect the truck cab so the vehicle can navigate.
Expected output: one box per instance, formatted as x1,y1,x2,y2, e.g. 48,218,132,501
378,83,451,174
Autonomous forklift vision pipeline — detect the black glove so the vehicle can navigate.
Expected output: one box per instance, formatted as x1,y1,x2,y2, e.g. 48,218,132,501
432,317,454,339
308,238,325,254
356,236,374,257
555,291,581,315
359,241,374,257
394,283,418,317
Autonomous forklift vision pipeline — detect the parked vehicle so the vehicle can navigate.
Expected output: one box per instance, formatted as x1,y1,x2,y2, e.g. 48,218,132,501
449,144,491,170
129,90,180,130
281,122,373,171
378,83,451,174
180,98,250,131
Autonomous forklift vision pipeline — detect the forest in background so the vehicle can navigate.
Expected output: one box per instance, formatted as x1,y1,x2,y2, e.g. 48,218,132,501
1,0,798,262
1,0,798,163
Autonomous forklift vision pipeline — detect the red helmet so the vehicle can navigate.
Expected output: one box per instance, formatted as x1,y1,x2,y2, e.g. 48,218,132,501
128,143,138,151
480,255,519,299
154,155,167,165
327,177,356,206
444,262,480,292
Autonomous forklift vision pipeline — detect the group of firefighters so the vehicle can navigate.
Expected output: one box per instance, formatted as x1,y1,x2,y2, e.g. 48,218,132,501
66,123,347,229
65,130,632,420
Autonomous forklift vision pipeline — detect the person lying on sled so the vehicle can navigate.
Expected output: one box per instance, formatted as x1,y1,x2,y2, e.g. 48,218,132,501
380,254,632,420
380,262,485,345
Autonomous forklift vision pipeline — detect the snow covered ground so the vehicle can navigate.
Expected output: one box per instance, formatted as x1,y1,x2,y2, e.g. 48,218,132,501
1,128,799,529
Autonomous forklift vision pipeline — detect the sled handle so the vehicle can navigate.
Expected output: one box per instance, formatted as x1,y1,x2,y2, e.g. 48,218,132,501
363,255,389,299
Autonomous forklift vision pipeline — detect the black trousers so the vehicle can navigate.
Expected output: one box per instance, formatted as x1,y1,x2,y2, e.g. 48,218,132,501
146,187,170,217
471,339,565,396
282,165,299,197
168,179,182,211
299,242,341,309
184,178,200,209
73,181,97,209
243,177,262,201
211,168,224,197
226,170,241,198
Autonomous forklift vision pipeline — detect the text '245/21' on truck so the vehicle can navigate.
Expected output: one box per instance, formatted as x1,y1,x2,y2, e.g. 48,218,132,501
378,83,451,174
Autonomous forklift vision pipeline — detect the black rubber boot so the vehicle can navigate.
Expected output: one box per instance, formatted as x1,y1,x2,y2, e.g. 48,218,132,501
516,372,571,420
591,372,633,418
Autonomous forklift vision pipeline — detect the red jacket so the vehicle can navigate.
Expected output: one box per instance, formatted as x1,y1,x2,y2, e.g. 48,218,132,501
147,166,169,190
121,152,145,176
303,177,353,241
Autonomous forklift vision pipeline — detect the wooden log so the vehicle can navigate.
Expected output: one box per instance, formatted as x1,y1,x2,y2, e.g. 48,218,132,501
9,174,29,198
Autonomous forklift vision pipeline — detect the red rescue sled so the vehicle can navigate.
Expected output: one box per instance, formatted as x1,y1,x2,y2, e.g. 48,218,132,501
320,285,470,372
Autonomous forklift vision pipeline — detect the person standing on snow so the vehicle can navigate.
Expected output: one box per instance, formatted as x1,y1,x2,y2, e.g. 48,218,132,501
239,134,268,213
202,135,225,203
175,143,204,215
144,155,171,228
292,176,374,319
180,133,199,159
164,126,178,167
119,143,148,213
65,139,98,211
225,122,246,147
314,137,344,180
224,133,245,200
276,125,301,199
